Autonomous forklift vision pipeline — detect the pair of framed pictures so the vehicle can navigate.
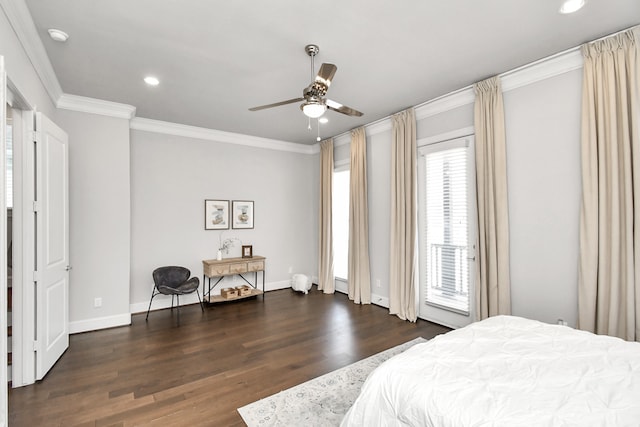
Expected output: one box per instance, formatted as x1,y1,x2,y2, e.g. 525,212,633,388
205,200,254,230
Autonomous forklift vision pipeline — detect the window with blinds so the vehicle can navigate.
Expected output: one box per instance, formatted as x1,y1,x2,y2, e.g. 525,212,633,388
420,141,471,315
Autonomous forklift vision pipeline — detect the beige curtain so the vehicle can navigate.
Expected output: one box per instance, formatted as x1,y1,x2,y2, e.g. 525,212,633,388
348,127,371,304
579,28,640,341
474,76,511,319
318,139,335,293
389,108,417,321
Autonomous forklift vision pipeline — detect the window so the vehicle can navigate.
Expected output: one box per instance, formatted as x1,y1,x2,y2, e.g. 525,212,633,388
418,136,475,322
332,168,349,280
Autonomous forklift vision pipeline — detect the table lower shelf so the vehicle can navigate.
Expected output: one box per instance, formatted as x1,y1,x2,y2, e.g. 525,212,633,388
205,288,263,304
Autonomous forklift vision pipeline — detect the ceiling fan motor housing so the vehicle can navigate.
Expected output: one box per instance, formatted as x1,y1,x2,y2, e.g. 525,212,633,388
303,82,328,100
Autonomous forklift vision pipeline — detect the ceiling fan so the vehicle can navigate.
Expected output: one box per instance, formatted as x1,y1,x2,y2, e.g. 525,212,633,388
249,44,363,119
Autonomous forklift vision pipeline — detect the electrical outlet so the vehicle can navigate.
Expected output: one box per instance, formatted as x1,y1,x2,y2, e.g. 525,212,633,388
376,279,381,288
94,297,102,308
288,266,293,274
557,318,568,326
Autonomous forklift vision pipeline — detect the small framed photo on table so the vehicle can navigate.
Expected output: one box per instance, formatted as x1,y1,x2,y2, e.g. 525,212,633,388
204,200,229,230
242,245,253,258
232,200,254,229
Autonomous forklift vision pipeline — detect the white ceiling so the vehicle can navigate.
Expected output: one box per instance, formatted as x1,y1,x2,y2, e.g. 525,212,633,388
23,0,640,145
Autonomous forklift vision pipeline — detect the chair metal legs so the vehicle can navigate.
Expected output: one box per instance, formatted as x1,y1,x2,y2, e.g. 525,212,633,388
145,288,159,321
146,289,205,325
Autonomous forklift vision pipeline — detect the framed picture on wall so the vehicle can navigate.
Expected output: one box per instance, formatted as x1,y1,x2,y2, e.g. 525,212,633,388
232,200,254,229
204,199,230,230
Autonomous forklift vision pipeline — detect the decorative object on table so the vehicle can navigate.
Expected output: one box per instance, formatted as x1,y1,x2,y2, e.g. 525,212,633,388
218,232,240,260
204,199,229,230
232,200,254,229
291,274,312,294
242,245,253,258
145,266,204,325
236,285,252,296
221,287,238,299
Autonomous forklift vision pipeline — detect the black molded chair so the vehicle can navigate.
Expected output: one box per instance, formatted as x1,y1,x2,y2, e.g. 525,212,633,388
146,266,204,325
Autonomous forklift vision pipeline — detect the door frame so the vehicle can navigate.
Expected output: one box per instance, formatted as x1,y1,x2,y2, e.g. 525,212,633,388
417,129,477,329
6,76,37,388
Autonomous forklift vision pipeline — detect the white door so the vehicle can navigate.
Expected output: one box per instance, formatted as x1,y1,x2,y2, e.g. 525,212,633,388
417,135,476,329
35,112,69,380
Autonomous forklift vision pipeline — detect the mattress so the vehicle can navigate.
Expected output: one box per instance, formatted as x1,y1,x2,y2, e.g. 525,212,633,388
340,315,640,426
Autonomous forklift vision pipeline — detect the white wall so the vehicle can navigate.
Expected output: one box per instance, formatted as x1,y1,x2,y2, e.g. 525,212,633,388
56,110,132,330
129,130,318,311
504,69,582,326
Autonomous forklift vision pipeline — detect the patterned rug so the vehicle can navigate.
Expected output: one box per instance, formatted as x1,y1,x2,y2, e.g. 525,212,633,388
237,337,426,426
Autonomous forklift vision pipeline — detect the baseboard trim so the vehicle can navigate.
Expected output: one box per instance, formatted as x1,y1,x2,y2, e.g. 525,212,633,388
333,281,390,309
69,313,131,334
130,280,292,314
371,294,390,309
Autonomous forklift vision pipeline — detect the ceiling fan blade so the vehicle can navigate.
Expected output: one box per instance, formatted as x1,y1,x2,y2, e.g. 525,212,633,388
326,99,363,117
249,97,304,111
315,63,337,87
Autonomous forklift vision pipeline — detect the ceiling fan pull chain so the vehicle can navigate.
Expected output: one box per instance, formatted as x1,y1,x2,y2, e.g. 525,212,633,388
308,117,311,131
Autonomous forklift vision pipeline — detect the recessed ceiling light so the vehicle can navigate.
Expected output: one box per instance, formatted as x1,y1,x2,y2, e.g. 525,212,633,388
319,117,329,124
48,28,69,42
559,0,585,14
144,76,160,86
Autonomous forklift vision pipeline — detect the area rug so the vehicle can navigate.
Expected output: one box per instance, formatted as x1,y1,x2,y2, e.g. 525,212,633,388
237,337,426,426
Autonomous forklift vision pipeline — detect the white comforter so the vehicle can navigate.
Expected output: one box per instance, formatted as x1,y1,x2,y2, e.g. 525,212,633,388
341,316,640,426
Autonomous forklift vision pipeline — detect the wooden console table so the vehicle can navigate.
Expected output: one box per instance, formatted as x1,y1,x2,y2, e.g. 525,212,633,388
202,256,266,303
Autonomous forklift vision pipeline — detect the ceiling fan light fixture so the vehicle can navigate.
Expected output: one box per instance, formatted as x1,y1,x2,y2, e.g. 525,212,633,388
559,0,585,14
302,102,327,118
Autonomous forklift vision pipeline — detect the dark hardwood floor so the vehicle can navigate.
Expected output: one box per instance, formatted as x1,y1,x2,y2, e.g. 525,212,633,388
9,288,450,426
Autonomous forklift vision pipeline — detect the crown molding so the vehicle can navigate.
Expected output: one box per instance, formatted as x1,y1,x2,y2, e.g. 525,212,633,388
415,87,475,121
0,0,63,104
326,45,583,150
130,117,316,155
501,47,582,92
57,93,136,119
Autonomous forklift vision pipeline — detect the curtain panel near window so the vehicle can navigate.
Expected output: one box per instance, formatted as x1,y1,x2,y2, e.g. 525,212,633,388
348,127,371,304
318,139,335,294
578,27,640,341
389,108,418,321
474,76,512,319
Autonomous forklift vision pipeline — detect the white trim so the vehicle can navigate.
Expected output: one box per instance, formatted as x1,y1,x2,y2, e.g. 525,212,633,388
265,280,291,291
501,48,583,92
0,56,6,424
57,94,136,119
415,87,476,121
69,313,131,334
325,40,585,147
371,294,389,309
130,293,202,315
334,284,390,309
130,279,292,314
418,126,475,147
130,117,316,155
0,0,63,104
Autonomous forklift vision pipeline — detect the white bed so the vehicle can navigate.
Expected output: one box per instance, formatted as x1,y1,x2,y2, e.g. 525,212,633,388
341,315,640,426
